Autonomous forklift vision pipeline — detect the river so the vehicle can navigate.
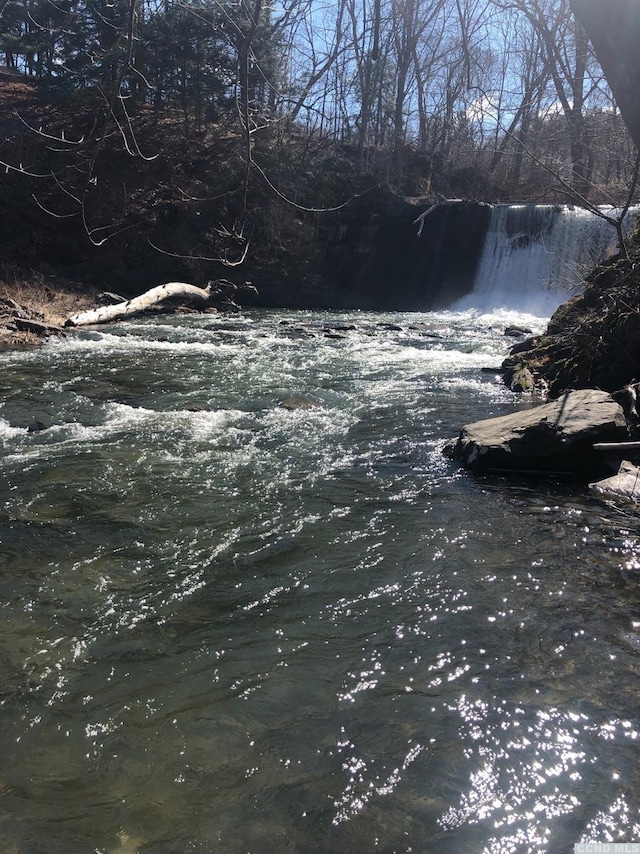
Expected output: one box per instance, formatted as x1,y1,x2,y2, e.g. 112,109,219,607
0,308,639,853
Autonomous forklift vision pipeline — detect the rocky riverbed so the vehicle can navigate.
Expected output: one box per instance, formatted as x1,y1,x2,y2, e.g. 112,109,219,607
5,237,640,410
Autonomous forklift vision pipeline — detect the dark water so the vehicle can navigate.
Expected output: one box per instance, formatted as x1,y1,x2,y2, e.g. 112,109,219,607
0,309,639,853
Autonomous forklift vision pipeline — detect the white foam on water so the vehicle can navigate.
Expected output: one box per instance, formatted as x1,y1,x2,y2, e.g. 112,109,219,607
0,417,27,439
52,331,239,357
456,204,630,316
0,403,253,464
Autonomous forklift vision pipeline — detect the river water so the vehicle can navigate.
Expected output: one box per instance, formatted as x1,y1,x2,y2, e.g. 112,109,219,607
1,308,639,854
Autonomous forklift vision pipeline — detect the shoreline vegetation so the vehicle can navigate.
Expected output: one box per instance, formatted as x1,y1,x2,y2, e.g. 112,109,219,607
1,55,638,405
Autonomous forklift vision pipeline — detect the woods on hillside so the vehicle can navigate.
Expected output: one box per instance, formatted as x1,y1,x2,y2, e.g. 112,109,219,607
0,0,637,298
0,0,637,195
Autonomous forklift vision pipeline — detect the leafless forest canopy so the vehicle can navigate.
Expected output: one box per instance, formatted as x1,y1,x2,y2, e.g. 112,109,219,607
0,0,638,297
1,0,636,196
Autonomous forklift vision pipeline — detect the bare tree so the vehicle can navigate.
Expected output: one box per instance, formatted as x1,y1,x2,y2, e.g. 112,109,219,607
570,0,640,151
491,0,596,197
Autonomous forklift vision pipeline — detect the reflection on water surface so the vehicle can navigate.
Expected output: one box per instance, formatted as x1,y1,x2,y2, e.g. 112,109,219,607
0,309,639,853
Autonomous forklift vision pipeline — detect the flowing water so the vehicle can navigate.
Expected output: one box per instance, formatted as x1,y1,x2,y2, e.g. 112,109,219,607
457,205,626,316
1,307,640,854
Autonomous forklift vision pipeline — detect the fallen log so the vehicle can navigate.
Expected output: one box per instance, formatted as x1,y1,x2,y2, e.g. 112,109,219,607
65,282,212,328
593,441,640,451
14,317,65,336
101,290,127,304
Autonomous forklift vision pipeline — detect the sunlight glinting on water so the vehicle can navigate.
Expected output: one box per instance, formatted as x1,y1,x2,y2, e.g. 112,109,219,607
0,309,639,853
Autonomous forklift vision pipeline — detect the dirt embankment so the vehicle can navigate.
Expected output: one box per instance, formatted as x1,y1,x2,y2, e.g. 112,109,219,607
0,271,100,350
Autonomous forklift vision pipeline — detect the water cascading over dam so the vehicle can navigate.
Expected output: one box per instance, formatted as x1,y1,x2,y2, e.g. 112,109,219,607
323,201,629,314
459,204,625,315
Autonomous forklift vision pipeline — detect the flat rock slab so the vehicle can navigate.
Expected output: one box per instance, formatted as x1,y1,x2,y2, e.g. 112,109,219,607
447,389,628,472
590,460,640,502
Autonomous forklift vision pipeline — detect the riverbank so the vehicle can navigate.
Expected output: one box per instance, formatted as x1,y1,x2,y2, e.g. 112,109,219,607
4,235,640,407
502,238,640,398
0,270,101,350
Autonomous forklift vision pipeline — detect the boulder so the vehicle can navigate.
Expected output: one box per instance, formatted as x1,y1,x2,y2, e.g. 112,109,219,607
590,460,640,502
509,366,536,393
504,324,533,337
446,389,628,472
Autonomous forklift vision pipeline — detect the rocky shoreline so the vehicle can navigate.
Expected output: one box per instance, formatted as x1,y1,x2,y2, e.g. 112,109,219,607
0,274,255,349
442,239,640,491
445,387,630,473
6,258,640,500
0,274,101,350
6,241,639,392
501,242,640,398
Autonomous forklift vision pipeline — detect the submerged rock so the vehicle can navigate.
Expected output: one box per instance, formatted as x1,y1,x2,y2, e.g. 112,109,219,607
279,394,321,410
445,389,628,472
504,324,533,337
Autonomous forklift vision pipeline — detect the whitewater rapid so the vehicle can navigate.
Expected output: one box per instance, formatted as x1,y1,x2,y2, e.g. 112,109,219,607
0,309,639,853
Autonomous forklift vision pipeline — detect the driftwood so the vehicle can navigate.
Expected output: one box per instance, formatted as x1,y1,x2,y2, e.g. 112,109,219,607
593,441,640,451
65,282,212,327
101,290,127,304
0,297,64,338
0,296,24,313
14,317,64,336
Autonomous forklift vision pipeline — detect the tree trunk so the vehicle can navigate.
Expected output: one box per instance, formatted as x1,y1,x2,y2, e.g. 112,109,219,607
65,282,212,327
571,0,640,150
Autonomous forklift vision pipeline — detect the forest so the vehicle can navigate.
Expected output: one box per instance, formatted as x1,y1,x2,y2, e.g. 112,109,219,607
0,0,637,306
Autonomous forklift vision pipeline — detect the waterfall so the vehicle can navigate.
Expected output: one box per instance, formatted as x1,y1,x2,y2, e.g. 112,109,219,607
457,204,627,316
